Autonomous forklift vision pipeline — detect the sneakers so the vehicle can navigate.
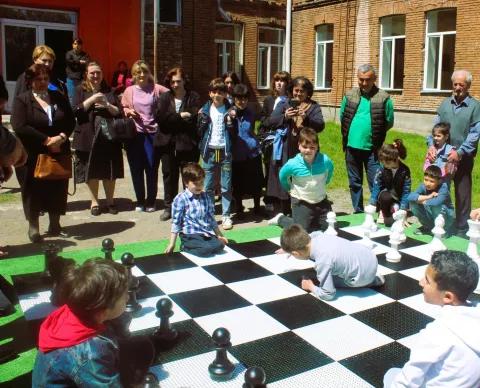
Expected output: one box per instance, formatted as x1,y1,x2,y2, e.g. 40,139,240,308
135,206,145,212
371,275,385,288
222,216,233,230
160,210,171,221
267,213,284,226
145,207,156,213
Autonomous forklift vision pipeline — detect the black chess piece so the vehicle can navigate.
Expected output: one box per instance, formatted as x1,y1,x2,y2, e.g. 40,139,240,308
243,366,267,388
102,238,115,260
44,243,61,276
153,298,178,342
143,372,160,388
208,327,235,381
121,253,142,315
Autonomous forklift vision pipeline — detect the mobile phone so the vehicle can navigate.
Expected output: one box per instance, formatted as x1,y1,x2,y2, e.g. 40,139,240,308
289,99,300,109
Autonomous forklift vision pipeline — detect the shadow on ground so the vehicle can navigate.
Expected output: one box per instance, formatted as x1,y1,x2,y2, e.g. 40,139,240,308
64,221,136,240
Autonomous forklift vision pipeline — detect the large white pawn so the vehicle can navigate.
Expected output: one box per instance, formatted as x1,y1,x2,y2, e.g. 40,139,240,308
361,228,375,249
362,204,378,233
391,209,407,243
386,230,402,263
325,211,337,236
466,219,480,261
428,214,447,256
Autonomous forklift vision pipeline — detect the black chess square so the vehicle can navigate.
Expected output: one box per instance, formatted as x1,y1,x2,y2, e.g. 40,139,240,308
352,302,433,340
230,240,280,258
468,292,480,304
12,272,53,297
230,331,333,384
377,252,428,272
336,229,361,241
372,235,422,249
340,342,410,387
374,272,423,300
137,276,165,300
135,252,196,274
257,294,344,330
203,260,273,284
169,285,250,318
279,268,319,288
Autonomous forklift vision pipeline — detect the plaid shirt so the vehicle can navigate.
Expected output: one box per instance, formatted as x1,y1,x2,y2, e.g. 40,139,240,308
171,189,217,235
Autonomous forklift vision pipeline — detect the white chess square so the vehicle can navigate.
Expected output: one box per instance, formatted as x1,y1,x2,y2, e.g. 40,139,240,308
182,246,246,266
398,293,442,319
341,225,391,238
294,316,393,361
150,351,246,387
397,331,425,350
322,288,394,314
399,265,429,281
114,260,145,277
147,267,223,294
352,239,391,255
376,264,396,276
400,245,433,262
269,362,374,388
250,253,314,274
268,236,281,246
194,305,288,346
227,275,305,305
129,296,191,332
19,291,56,321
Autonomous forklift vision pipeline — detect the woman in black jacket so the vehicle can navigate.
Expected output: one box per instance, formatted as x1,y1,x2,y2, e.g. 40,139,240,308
155,67,201,221
11,64,75,242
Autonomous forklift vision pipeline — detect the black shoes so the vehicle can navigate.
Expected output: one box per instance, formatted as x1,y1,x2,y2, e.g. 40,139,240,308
160,210,171,221
28,222,42,244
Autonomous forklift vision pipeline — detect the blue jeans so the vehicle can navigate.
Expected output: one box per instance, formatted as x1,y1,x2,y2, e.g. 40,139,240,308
409,201,455,232
125,133,160,207
202,148,232,217
180,233,225,257
345,147,380,213
66,78,81,105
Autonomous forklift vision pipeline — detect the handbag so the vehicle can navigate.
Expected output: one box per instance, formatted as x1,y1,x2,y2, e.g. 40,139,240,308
34,153,72,180
98,117,136,142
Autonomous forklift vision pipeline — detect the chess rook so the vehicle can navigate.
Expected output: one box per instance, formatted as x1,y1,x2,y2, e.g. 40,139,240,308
325,211,338,236
102,238,115,260
153,298,178,342
121,253,142,315
243,366,267,388
209,327,235,381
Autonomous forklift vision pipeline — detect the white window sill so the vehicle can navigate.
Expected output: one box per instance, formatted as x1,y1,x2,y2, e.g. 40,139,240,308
421,89,451,94
314,88,332,91
382,88,403,92
257,86,269,90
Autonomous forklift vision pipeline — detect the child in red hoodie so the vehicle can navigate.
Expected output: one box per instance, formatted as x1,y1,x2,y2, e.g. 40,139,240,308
32,259,154,387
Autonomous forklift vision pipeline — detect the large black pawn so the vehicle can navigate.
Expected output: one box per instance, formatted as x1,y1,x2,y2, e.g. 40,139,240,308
102,238,115,260
208,327,235,381
154,298,178,341
121,253,142,315
143,372,160,388
44,243,60,275
243,366,267,388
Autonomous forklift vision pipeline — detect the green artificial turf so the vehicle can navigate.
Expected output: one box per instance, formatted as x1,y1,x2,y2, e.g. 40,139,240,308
0,217,471,384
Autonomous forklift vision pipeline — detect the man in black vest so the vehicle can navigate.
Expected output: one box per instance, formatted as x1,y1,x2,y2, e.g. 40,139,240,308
340,64,394,213
429,70,480,236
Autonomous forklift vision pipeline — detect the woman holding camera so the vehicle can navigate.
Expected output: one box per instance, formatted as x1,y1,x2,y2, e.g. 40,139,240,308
11,64,74,242
72,61,123,216
266,76,325,213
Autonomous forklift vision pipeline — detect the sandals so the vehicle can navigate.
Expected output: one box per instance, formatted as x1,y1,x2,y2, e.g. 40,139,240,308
90,206,101,216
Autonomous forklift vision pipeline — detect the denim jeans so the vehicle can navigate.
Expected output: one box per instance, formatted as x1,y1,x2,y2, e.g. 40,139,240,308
409,201,455,232
66,78,81,105
202,148,232,217
345,147,380,213
180,233,225,257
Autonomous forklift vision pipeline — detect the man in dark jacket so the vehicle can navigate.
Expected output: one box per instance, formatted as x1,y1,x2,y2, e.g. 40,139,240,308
65,38,89,104
340,64,394,213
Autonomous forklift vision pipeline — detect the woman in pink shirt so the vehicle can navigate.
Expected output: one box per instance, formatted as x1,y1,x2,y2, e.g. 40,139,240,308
121,61,168,212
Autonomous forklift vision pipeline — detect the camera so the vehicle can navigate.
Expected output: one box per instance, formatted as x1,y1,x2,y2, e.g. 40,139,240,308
289,99,300,109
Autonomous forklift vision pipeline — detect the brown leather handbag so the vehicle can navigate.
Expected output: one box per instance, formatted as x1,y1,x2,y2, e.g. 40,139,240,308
34,153,72,180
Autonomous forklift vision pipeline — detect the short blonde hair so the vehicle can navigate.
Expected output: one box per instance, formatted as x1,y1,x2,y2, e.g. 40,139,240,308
32,45,55,61
131,60,154,84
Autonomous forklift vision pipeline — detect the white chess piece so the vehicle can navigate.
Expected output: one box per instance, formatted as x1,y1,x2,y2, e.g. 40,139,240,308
391,209,407,243
466,219,480,261
360,228,375,249
325,211,337,236
428,214,447,256
362,204,378,233
386,230,402,263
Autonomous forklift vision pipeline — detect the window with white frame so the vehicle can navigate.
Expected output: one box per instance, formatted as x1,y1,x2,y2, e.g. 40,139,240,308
379,15,405,90
257,27,285,89
315,24,333,89
423,9,456,91
215,23,243,77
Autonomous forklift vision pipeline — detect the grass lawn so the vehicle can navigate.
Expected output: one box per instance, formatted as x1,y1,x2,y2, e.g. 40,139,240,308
319,122,480,206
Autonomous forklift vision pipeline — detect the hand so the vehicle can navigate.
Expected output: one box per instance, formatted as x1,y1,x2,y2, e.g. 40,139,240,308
80,59,87,64
218,236,228,245
227,108,237,119
471,208,480,221
447,149,460,163
164,242,175,254
125,108,140,119
429,192,438,198
92,92,108,106
427,146,437,162
180,111,192,120
297,107,307,119
284,107,298,119
275,248,286,254
301,279,316,292
45,135,64,147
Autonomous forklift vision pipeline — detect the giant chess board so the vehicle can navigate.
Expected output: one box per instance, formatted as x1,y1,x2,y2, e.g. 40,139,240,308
12,224,480,387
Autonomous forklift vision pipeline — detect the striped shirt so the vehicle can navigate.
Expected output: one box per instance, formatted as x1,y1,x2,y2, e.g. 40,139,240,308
171,189,217,235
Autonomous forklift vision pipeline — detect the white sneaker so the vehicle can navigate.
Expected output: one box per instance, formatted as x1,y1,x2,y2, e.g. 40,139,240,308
145,207,156,213
135,206,145,212
371,275,385,287
222,216,233,230
268,213,284,226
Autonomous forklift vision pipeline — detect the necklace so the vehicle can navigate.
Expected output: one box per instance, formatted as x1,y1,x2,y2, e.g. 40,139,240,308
33,91,48,99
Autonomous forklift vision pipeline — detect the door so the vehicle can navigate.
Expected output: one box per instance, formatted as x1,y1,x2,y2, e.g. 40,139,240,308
44,28,74,82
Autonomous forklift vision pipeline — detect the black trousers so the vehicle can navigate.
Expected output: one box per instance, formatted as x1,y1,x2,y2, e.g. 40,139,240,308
453,154,474,231
377,190,397,227
278,197,332,233
158,147,199,209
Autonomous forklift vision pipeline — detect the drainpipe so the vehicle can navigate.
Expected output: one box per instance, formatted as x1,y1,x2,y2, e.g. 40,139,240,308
153,0,158,82
285,0,292,73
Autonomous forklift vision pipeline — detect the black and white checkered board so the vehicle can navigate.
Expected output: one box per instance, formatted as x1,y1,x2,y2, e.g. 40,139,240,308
12,225,480,387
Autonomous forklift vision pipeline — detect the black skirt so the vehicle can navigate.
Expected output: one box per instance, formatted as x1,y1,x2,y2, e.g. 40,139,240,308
232,155,264,197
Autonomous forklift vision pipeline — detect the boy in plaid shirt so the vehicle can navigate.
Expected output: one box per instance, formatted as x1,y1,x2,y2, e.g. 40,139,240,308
164,163,228,257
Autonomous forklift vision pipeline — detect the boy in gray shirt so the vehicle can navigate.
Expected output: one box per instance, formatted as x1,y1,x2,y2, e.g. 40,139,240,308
280,224,385,300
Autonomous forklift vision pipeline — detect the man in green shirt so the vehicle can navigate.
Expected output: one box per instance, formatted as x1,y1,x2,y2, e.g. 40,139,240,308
340,64,394,213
